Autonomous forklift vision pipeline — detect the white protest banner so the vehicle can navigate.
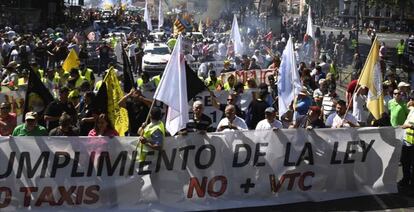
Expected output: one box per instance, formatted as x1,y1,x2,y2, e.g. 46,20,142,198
0,127,401,211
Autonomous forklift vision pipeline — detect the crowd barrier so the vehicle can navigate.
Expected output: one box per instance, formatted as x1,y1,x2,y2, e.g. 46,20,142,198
0,127,403,211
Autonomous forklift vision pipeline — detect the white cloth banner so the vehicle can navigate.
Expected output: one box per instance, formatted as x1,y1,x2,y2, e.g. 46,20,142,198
0,128,401,211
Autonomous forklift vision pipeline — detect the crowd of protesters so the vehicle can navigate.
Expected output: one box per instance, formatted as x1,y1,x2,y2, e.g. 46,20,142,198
0,6,413,188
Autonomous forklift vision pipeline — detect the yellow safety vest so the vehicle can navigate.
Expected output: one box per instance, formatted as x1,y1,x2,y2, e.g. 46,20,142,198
80,68,93,82
75,76,86,88
94,80,103,92
223,82,233,91
396,43,405,55
18,78,27,86
152,75,161,87
137,78,143,87
139,121,165,162
205,77,222,90
405,110,414,144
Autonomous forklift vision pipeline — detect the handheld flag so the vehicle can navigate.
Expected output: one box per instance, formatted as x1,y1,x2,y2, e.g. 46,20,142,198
278,36,302,117
62,49,80,72
306,6,314,38
357,37,384,120
174,17,186,37
230,14,244,56
103,68,129,136
23,69,54,122
158,0,164,30
153,35,188,135
144,0,153,31
185,62,207,100
121,47,136,93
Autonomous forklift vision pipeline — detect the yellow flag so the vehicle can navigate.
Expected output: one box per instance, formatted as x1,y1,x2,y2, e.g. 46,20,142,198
358,37,384,120
103,68,129,136
62,49,80,72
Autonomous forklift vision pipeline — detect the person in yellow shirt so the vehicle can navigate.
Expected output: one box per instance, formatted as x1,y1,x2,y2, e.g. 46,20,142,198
204,71,222,91
79,63,95,86
138,107,165,161
396,39,405,67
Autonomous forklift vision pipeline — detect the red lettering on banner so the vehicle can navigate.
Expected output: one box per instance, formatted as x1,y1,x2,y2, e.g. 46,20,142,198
35,186,56,206
20,187,38,207
187,177,208,198
207,176,227,197
269,171,315,193
83,185,100,204
235,71,246,83
0,187,11,208
298,171,314,191
187,176,227,198
19,185,100,207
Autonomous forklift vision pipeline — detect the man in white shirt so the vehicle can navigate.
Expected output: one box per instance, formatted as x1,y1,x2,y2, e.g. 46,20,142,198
217,105,248,132
326,100,359,128
255,107,283,130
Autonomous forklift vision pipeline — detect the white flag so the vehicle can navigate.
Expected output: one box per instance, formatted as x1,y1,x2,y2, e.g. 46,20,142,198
306,6,314,38
158,0,164,30
278,36,302,117
230,14,244,56
144,0,153,31
153,35,188,135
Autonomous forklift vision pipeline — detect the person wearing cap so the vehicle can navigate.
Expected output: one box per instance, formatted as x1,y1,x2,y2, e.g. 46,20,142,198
138,107,165,161
0,102,16,136
12,111,47,136
119,88,152,136
184,100,213,134
217,105,248,132
79,63,95,86
52,38,69,68
205,70,222,91
326,100,359,128
398,82,411,101
1,62,18,88
255,107,282,130
388,89,409,127
44,86,77,131
49,112,79,136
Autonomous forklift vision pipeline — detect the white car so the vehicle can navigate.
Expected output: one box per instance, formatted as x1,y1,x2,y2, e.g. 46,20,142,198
142,43,171,75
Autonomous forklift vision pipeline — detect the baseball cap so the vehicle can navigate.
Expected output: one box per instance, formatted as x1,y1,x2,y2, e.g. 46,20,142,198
25,112,37,120
265,107,275,113
398,82,410,88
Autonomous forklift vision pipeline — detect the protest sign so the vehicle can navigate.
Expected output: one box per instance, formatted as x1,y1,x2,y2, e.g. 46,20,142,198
0,128,401,211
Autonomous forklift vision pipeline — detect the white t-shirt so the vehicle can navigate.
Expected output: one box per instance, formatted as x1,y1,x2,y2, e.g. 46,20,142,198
326,113,359,128
352,94,368,123
255,119,283,130
217,116,248,132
